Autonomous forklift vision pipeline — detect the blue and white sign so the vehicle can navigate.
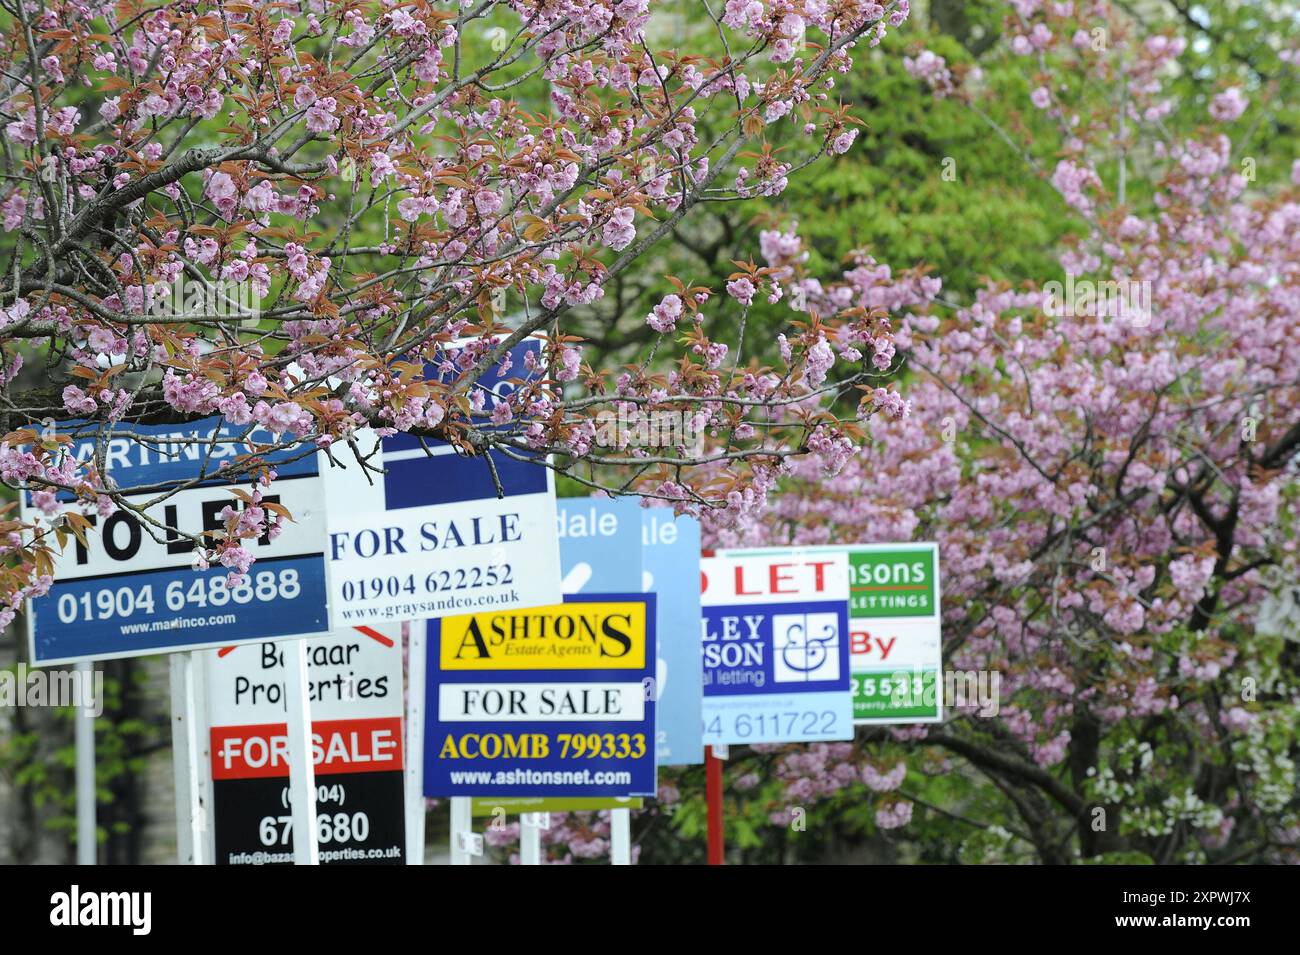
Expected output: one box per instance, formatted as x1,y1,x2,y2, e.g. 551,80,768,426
699,550,853,745
423,593,657,797
557,497,642,594
324,340,562,627
23,417,331,665
643,511,704,765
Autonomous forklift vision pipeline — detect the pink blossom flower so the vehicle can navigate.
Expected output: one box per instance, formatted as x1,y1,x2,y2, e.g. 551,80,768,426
556,347,582,382
726,277,756,306
875,800,913,829
1209,87,1247,122
305,97,340,134
473,189,503,217
206,171,239,220
830,129,858,154
646,293,683,333
602,207,636,250
62,385,98,416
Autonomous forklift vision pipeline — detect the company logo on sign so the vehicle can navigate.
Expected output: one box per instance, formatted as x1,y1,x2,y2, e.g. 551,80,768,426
773,612,841,682
849,550,937,617
439,602,647,669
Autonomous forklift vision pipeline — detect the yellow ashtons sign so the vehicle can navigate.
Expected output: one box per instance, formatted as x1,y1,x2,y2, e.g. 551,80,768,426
437,601,648,670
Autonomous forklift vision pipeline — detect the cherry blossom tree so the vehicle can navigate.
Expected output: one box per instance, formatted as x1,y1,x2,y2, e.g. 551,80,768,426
707,1,1300,864
523,0,1300,864
0,0,918,622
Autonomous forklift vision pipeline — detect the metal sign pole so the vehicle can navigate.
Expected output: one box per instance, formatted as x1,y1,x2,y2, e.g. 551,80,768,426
706,745,725,865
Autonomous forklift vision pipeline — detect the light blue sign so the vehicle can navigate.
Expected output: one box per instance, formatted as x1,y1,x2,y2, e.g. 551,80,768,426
642,511,704,765
557,498,643,593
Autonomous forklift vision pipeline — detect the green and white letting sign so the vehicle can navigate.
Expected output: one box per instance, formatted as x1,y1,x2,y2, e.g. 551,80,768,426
845,543,942,723
849,547,938,618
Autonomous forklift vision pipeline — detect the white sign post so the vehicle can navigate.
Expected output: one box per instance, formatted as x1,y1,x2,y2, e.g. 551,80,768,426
75,660,95,866
282,639,319,866
449,797,479,865
404,621,426,866
520,813,547,865
396,603,481,869
169,651,211,865
610,809,631,865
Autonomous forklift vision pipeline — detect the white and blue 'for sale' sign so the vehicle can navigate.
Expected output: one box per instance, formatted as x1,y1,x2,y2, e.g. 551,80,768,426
324,340,561,627
700,550,853,745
